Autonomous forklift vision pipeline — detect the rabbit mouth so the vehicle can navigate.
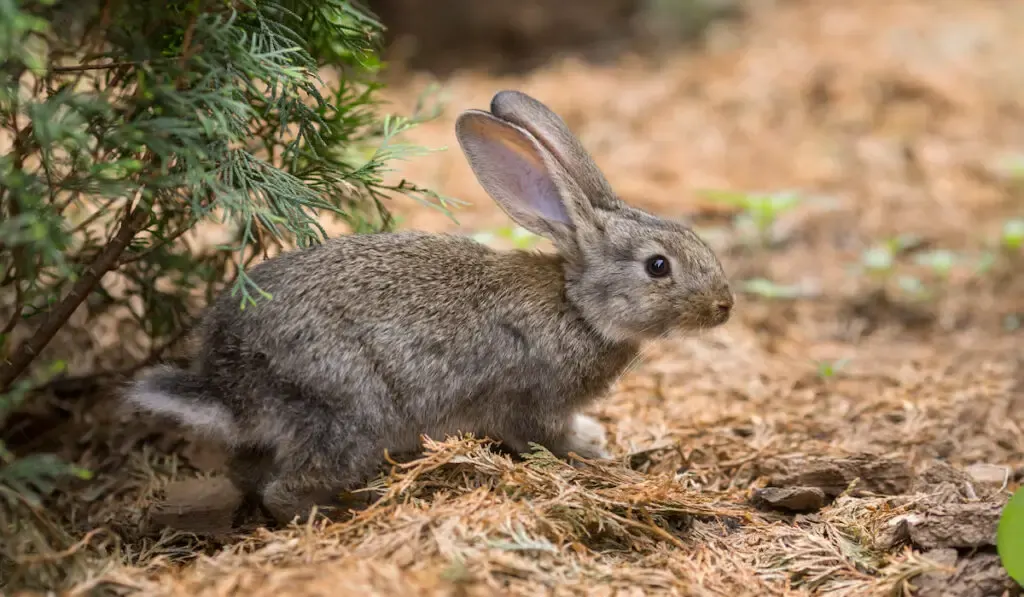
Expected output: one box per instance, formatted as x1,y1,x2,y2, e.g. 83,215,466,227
677,300,733,331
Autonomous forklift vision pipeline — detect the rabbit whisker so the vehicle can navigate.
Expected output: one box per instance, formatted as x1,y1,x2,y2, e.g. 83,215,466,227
607,328,672,391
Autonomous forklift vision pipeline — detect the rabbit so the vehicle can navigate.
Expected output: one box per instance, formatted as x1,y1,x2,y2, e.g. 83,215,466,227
123,90,734,525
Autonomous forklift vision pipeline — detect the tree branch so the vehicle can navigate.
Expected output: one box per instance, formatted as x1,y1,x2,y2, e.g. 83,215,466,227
116,220,196,266
1,280,24,335
49,61,138,73
0,197,150,392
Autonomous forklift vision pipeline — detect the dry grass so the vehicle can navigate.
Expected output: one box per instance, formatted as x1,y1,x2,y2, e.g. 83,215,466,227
3,1,1023,595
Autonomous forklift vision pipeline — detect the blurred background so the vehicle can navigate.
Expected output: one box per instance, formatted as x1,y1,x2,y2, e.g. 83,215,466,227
362,0,1024,338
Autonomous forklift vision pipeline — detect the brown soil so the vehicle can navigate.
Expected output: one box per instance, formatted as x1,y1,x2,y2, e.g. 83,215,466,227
4,1,1023,596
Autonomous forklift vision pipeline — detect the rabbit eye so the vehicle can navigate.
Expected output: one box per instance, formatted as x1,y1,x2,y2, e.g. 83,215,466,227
644,255,671,278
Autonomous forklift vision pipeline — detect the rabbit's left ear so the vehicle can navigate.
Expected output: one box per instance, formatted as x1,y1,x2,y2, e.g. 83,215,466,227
456,109,593,257
489,90,625,213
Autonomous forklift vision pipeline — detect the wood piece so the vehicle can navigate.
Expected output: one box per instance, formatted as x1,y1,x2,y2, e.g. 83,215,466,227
888,501,1003,550
914,550,1021,597
758,454,912,497
750,486,825,513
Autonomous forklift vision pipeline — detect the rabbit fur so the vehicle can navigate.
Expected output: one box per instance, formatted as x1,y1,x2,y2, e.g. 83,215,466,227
124,90,734,524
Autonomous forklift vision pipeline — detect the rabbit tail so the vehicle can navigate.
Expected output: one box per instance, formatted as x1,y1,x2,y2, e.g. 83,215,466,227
124,364,238,442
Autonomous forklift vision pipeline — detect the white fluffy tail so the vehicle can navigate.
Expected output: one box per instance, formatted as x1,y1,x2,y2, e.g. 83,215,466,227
123,365,238,441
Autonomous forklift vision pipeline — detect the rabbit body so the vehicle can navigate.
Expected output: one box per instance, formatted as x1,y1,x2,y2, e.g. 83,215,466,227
126,90,733,524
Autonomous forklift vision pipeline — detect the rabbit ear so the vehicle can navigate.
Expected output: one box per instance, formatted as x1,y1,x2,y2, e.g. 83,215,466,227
488,90,624,213
456,109,587,250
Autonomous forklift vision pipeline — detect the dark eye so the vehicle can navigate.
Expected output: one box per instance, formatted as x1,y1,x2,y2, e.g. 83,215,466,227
644,255,670,278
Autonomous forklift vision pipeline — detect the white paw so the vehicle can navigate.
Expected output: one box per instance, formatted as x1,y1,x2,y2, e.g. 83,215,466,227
566,413,610,460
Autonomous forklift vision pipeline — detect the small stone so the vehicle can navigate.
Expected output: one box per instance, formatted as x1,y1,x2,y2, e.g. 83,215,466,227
390,543,418,568
921,548,958,568
751,486,826,513
150,476,244,535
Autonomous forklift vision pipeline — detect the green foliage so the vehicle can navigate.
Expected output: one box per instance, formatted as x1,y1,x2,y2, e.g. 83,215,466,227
739,277,810,300
858,235,922,280
1,0,444,381
974,217,1022,278
853,236,954,302
859,246,896,276
472,225,543,250
0,451,92,507
0,360,91,510
895,275,931,301
998,487,1024,586
0,0,443,512
912,249,957,280
854,220,1022,305
701,188,802,247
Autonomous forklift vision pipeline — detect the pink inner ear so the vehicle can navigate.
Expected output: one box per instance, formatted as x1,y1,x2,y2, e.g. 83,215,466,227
489,135,572,225
458,114,572,227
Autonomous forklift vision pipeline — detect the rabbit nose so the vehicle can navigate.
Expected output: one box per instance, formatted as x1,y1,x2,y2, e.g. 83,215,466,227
712,297,733,318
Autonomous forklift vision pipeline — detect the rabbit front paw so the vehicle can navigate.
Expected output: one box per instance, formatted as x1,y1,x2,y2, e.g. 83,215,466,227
563,413,610,460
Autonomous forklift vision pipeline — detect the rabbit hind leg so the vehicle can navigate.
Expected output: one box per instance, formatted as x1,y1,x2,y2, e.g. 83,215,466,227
225,442,280,524
258,438,384,525
236,371,396,525
260,476,349,525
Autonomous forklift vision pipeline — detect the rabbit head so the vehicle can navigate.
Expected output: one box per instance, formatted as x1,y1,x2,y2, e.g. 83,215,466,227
456,90,733,344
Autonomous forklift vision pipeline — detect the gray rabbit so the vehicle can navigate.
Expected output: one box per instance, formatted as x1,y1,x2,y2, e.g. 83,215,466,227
124,90,734,524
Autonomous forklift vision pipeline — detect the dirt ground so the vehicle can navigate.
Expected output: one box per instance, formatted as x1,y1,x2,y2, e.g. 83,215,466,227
4,1,1024,595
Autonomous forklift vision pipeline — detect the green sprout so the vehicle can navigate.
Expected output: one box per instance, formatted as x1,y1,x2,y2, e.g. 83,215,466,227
896,275,931,301
700,189,802,245
993,153,1024,182
816,358,850,379
860,245,895,278
1001,219,1024,251
857,234,925,284
971,219,1022,279
974,251,997,275
913,249,957,280
740,278,806,300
